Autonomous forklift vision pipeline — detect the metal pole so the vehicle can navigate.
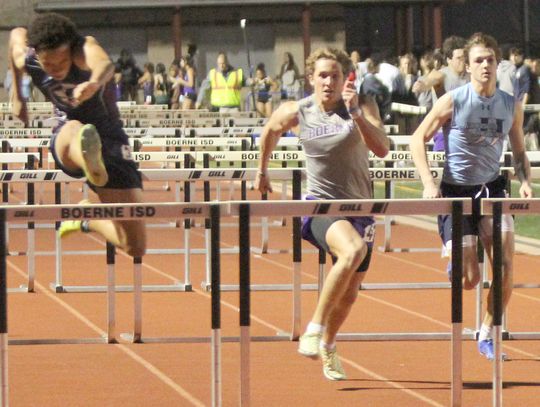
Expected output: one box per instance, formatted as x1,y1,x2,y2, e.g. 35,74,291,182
0,209,9,407
492,202,503,407
523,0,530,55
450,201,463,407
239,204,251,407
240,19,258,115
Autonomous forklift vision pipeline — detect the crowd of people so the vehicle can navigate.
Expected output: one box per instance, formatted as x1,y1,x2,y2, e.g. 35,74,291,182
4,12,538,384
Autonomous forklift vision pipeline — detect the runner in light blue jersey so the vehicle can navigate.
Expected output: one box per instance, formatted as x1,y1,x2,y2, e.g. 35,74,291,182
411,33,533,361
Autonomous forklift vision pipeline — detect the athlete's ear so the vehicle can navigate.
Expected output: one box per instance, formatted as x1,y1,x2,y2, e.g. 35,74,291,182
308,73,314,88
465,63,471,74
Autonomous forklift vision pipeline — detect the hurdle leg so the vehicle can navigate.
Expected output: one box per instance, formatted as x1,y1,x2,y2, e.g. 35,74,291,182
450,201,463,407
239,203,251,407
204,228,211,289
280,182,287,226
317,249,326,299
52,223,64,292
132,257,143,343
106,243,116,343
291,215,302,340
183,225,192,288
259,193,269,254
0,209,9,407
492,202,503,407
26,224,35,292
475,241,486,334
209,205,221,407
492,325,503,407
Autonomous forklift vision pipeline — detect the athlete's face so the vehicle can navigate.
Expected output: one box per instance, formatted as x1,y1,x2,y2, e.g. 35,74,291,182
310,58,344,109
467,45,498,86
37,44,72,81
447,48,466,75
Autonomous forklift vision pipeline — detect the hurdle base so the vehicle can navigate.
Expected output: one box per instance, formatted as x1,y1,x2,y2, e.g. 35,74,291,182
120,333,142,343
202,281,454,292
9,336,112,345
8,285,33,293
50,283,193,293
377,245,440,253
124,335,293,344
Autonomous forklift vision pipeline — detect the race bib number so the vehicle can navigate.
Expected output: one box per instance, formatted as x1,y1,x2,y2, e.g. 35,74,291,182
363,223,375,243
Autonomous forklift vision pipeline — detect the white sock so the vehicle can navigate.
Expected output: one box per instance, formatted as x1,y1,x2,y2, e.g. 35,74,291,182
320,340,336,351
306,322,325,335
478,324,492,342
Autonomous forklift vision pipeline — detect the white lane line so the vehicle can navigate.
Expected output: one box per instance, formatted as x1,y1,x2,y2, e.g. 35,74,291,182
340,357,446,407
7,259,206,407
103,232,448,406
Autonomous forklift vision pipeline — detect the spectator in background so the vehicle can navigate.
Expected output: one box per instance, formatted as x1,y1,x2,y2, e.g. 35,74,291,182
173,55,197,109
413,50,439,113
524,57,540,150
375,52,400,96
153,62,170,106
252,63,277,117
509,47,531,105
277,52,302,101
393,52,419,105
138,62,154,104
115,49,142,102
349,50,366,92
360,53,392,122
168,62,182,109
196,52,245,112
412,35,469,151
497,44,518,98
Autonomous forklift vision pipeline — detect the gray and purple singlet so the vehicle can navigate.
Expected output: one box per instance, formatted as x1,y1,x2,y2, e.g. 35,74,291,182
296,95,375,257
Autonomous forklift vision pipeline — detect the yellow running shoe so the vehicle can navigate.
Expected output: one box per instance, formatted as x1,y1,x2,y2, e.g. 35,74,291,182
320,347,347,381
58,199,91,238
78,124,108,187
58,220,82,239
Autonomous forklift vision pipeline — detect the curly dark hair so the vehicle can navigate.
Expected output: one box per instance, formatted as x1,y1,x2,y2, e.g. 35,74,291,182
27,12,82,52
442,35,467,61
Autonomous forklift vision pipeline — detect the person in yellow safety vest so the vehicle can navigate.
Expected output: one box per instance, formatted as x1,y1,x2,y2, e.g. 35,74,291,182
196,52,245,112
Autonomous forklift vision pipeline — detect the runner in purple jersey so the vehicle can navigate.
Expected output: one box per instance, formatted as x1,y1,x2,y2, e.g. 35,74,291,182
9,13,145,258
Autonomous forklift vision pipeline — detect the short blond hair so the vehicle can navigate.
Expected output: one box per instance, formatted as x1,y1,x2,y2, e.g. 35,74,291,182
305,47,353,77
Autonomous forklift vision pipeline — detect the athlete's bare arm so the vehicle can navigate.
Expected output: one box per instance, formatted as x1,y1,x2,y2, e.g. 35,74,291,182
411,93,453,198
355,95,389,157
8,28,29,125
507,102,533,198
72,36,115,104
256,101,299,193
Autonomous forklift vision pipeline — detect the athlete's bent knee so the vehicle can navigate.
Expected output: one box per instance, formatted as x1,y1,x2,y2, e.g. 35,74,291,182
341,244,367,273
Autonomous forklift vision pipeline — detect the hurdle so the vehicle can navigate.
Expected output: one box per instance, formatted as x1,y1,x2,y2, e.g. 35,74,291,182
480,198,540,407
0,202,222,406
0,168,301,295
229,198,468,406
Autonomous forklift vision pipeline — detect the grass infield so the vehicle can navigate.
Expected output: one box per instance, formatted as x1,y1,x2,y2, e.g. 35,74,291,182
374,181,540,240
